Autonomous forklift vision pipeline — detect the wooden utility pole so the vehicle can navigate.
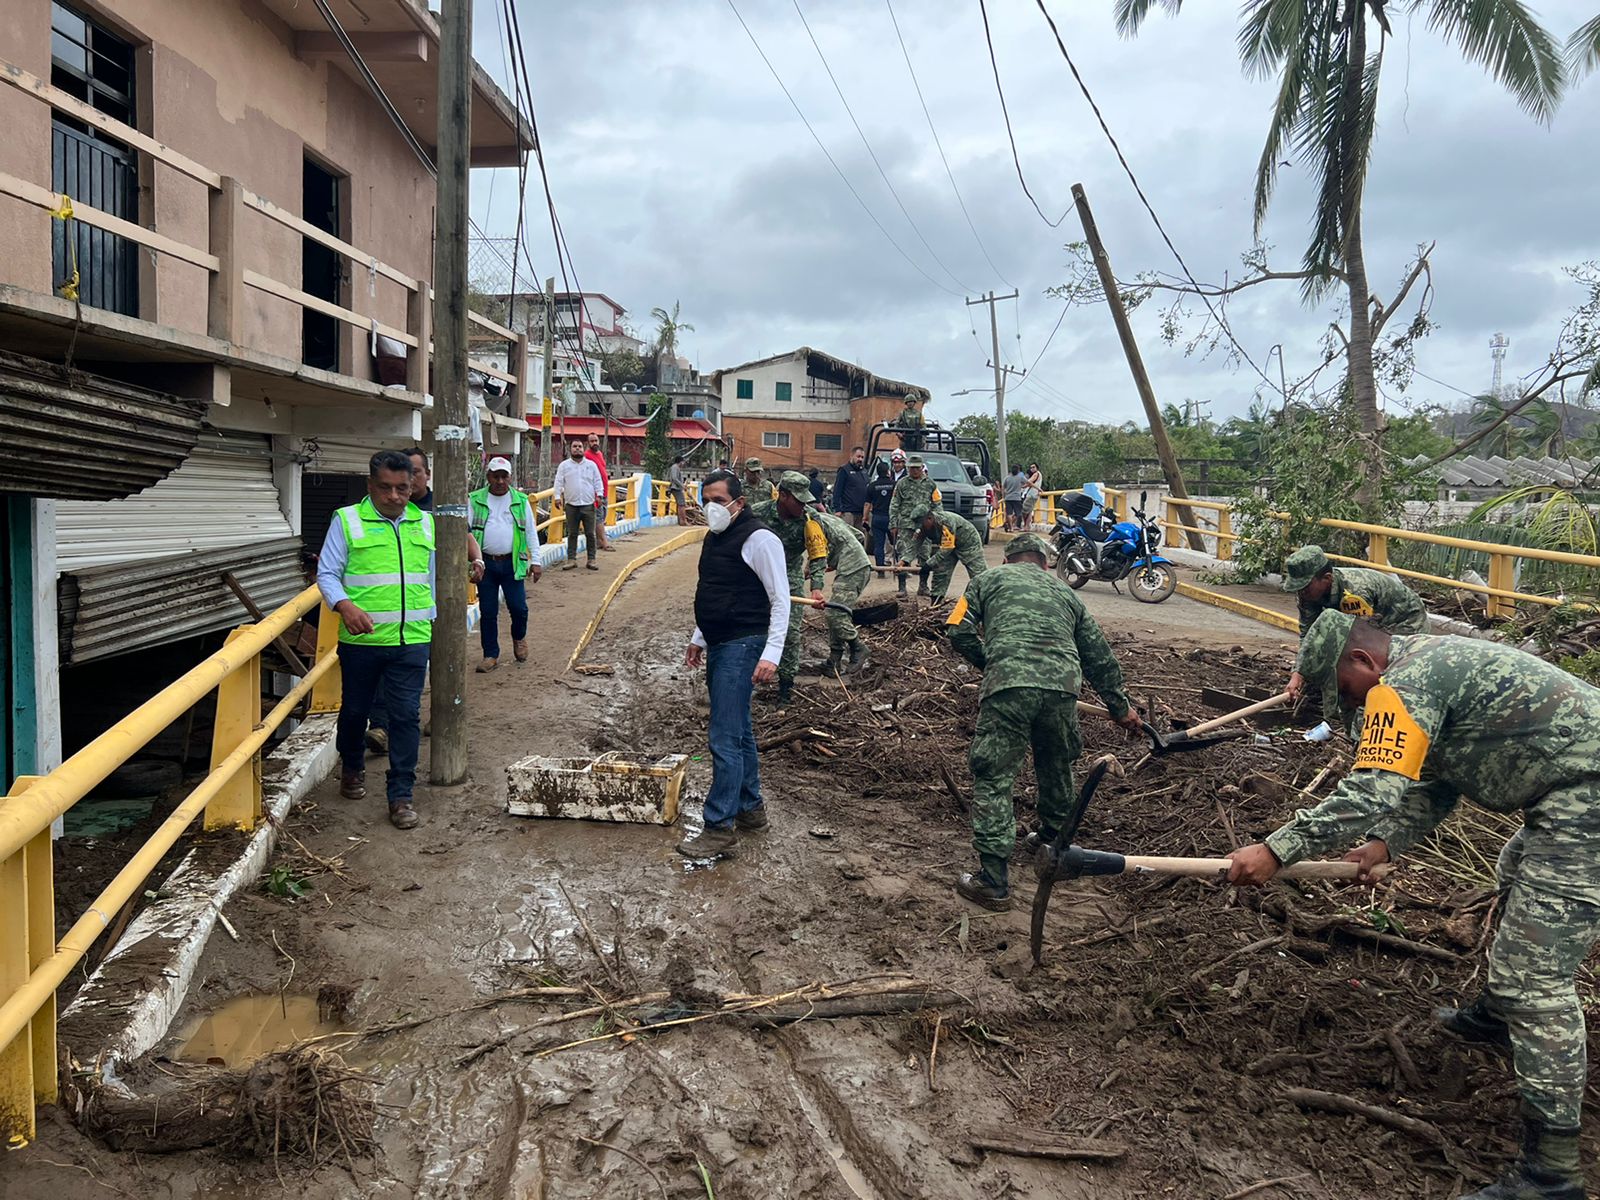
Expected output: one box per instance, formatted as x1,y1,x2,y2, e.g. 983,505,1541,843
966,290,1019,480
537,274,555,489
429,0,472,784
1072,183,1206,552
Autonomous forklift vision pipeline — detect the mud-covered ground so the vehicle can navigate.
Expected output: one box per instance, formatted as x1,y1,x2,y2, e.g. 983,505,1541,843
10,530,1599,1200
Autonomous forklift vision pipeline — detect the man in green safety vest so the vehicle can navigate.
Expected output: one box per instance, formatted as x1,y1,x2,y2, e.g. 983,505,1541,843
469,455,541,673
316,450,437,831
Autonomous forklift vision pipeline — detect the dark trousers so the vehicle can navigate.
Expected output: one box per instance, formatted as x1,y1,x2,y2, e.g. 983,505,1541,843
478,556,528,660
337,642,430,805
702,634,764,829
870,518,892,566
565,503,597,561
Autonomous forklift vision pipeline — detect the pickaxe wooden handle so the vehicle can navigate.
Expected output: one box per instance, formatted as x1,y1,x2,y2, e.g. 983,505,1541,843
1121,855,1393,882
1077,692,1290,736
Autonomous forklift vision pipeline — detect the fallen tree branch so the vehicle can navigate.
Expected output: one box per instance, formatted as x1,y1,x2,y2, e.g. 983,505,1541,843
968,1125,1127,1162
1282,1086,1448,1149
756,726,833,752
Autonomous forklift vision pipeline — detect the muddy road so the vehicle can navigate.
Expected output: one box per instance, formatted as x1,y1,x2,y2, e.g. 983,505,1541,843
10,531,1596,1199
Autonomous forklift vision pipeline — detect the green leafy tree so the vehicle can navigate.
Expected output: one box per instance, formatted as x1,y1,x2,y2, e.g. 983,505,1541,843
644,393,673,480
599,346,645,388
1117,0,1565,510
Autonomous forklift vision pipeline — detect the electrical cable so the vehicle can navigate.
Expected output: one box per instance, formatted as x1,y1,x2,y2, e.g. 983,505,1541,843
723,0,964,299
976,0,1068,227
884,0,1015,289
312,0,434,177
791,0,980,294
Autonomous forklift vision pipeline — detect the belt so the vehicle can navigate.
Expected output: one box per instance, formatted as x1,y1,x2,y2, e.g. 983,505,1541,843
485,552,514,561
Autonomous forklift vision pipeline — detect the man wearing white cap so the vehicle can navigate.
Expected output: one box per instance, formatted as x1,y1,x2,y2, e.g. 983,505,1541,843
468,457,540,672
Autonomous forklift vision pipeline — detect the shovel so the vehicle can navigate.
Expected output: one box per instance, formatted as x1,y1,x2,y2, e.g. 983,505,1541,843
1075,690,1291,757
789,595,900,627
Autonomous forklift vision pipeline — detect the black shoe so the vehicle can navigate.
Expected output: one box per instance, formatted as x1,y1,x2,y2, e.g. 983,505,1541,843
1023,826,1060,855
955,871,1011,911
846,641,870,672
1437,996,1512,1048
1461,1117,1585,1199
735,806,770,832
758,679,795,706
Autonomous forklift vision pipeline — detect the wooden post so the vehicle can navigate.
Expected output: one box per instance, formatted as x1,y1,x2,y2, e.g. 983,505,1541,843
429,0,472,785
207,176,244,343
1072,184,1206,552
537,275,556,491
513,330,531,486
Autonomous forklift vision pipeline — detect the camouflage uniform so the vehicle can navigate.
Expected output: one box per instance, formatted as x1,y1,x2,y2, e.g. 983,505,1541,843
896,400,925,452
753,479,830,684
1284,545,1428,637
888,468,941,570
809,509,872,652
915,506,987,600
1271,611,1600,1132
946,542,1133,881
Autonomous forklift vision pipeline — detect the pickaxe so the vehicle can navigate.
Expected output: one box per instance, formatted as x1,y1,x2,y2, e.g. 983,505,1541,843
1076,690,1291,758
788,595,901,627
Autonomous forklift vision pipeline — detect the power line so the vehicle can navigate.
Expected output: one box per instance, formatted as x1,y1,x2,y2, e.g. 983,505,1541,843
884,0,1015,289
788,0,982,294
976,0,1068,227
723,0,965,299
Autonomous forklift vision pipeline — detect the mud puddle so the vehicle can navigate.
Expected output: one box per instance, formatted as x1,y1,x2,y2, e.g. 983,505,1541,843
175,993,342,1066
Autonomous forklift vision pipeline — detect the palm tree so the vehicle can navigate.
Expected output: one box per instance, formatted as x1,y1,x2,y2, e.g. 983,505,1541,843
1571,15,1600,76
1161,402,1190,429
1223,399,1274,464
1469,394,1518,460
649,300,695,362
1518,397,1564,457
1116,0,1565,510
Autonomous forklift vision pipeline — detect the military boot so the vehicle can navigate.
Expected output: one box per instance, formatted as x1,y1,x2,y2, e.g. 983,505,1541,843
897,570,908,597
955,856,1011,911
821,649,843,677
846,640,870,672
917,568,931,597
777,678,794,706
1436,995,1512,1048
1023,826,1060,856
1461,1116,1585,1200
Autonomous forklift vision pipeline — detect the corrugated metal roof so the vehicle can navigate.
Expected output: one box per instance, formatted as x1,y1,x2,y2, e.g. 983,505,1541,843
56,432,293,571
1410,453,1598,489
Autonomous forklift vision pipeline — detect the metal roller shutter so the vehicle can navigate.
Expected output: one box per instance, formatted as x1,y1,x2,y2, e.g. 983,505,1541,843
56,431,293,571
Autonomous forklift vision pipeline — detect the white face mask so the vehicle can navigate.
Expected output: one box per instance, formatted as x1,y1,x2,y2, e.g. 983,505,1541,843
704,501,734,533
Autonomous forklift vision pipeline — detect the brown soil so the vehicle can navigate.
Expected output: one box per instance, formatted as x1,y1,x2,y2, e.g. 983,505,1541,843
12,530,1599,1199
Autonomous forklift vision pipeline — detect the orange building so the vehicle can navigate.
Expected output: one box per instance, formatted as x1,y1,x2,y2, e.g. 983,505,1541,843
711,348,929,472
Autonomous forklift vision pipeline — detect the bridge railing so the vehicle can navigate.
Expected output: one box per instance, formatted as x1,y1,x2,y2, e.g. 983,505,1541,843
0,586,344,1145
1157,496,1600,619
990,487,1130,530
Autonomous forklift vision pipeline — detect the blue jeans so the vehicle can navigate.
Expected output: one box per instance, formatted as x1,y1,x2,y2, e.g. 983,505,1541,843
337,642,430,805
478,557,529,660
871,518,892,566
702,634,764,829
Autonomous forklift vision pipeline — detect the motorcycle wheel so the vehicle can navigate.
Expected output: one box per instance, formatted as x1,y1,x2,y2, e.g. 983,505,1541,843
1056,558,1091,589
1129,563,1177,603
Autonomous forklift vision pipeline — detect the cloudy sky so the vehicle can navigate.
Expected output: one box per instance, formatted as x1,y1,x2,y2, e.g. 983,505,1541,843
467,0,1597,430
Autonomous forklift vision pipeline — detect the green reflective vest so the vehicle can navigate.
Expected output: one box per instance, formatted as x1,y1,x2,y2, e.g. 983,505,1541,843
468,486,536,580
335,497,436,646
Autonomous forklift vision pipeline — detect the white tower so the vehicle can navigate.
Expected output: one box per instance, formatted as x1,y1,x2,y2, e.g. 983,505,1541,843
1490,332,1509,397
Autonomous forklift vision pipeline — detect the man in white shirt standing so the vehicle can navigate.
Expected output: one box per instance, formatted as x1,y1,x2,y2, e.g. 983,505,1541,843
551,438,605,571
681,470,789,858
468,456,540,672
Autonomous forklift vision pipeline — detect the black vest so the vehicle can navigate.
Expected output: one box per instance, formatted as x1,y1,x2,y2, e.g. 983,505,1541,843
695,510,772,647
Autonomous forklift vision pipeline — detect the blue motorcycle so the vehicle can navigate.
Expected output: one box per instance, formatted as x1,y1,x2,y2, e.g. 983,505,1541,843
1051,489,1178,603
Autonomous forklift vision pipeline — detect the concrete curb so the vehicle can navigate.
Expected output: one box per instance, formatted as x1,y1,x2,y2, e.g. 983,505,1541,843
58,715,338,1076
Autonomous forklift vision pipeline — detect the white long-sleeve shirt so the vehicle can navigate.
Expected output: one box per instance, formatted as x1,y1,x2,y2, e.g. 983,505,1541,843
691,525,791,664
552,456,604,507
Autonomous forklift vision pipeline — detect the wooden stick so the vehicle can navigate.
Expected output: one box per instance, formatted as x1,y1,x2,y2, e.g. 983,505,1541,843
1120,854,1394,883
968,1127,1128,1162
1221,1176,1311,1200
223,570,311,675
756,727,833,752
1181,692,1290,737
1282,1086,1447,1148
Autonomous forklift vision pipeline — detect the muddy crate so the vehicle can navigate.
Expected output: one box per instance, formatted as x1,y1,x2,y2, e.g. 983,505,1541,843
505,752,690,825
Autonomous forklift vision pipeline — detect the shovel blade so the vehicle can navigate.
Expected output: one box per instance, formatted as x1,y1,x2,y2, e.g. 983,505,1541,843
849,599,901,626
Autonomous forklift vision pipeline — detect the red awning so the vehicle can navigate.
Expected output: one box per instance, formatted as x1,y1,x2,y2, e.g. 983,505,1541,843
525,416,721,440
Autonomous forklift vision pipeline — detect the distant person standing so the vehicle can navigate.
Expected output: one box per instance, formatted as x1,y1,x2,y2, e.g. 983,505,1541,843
681,470,790,858
585,433,616,552
1001,466,1024,532
1022,463,1043,530
831,446,870,527
667,454,690,525
862,460,896,579
317,450,435,831
897,396,925,452
469,456,540,672
807,467,826,505
553,438,604,571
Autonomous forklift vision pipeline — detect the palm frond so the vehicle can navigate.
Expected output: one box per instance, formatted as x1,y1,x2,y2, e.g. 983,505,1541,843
1569,14,1600,77
1114,0,1182,35
1250,14,1317,231
1422,0,1565,121
1238,0,1310,77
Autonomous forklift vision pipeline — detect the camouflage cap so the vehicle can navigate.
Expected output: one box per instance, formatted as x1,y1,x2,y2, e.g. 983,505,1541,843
1005,532,1052,561
1281,544,1331,592
1296,609,1356,717
907,455,926,467
743,457,764,472
908,502,935,523
777,470,814,500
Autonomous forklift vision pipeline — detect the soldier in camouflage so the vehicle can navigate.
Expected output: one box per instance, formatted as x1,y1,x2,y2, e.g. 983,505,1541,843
807,506,874,674
888,455,941,598
1229,610,1600,1200
1282,545,1429,703
944,533,1141,910
743,456,778,502
911,503,987,601
752,472,829,704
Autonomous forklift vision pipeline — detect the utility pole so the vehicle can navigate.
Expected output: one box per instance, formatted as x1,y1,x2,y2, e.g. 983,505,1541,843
1071,183,1206,552
966,290,1019,479
537,274,555,489
429,0,471,784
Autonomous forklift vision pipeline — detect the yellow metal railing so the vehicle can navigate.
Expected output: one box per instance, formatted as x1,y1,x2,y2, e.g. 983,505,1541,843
1156,496,1600,619
990,487,1129,530
0,585,342,1146
538,474,648,548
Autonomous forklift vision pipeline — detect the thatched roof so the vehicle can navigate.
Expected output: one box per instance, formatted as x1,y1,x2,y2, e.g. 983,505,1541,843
710,347,928,402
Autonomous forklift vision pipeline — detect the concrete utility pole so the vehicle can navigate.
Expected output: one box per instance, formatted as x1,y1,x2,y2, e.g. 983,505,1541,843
429,0,472,784
966,290,1019,479
537,274,555,489
1071,183,1206,552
